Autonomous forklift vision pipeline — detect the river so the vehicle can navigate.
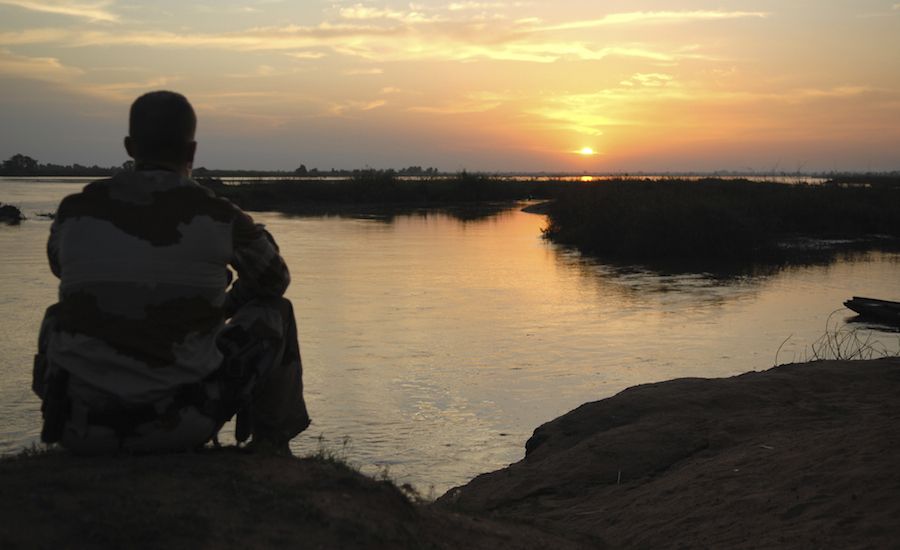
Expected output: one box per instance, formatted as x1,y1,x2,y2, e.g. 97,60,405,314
1,176,898,495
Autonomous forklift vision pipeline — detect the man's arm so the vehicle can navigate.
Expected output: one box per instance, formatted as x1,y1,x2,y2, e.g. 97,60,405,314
47,199,67,278
224,209,291,316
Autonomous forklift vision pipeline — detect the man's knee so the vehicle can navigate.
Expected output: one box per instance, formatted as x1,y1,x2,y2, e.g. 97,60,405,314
231,296,292,317
251,296,294,320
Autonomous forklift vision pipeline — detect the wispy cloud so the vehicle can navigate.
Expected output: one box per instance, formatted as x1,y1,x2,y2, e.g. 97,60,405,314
535,11,768,32
0,49,182,102
225,64,281,79
0,0,118,22
84,76,173,101
410,91,509,114
526,82,880,138
284,51,325,60
621,73,675,87
194,4,260,15
447,2,528,10
338,4,437,23
0,47,82,80
327,98,387,116
0,24,704,65
0,7,768,68
857,5,900,18
0,27,71,45
344,67,383,75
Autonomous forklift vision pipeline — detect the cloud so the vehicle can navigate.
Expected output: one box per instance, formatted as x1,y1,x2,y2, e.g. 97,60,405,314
526,83,880,138
327,98,386,116
0,0,118,22
284,51,325,60
535,10,768,32
0,8,762,70
0,47,185,105
777,86,873,103
84,76,173,101
338,4,436,23
447,2,527,10
0,27,71,45
0,47,83,81
344,67,383,75
408,90,517,114
528,92,633,136
621,73,675,87
0,23,702,65
193,4,260,15
224,64,290,78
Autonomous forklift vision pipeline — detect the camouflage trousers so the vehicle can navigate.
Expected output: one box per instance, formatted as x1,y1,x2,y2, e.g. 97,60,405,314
37,297,310,454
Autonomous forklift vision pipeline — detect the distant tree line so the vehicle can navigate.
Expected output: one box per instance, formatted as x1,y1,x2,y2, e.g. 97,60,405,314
0,153,443,178
292,164,439,177
0,154,129,176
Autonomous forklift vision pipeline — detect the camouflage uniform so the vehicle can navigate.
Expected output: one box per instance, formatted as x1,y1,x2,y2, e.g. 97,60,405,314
33,169,310,453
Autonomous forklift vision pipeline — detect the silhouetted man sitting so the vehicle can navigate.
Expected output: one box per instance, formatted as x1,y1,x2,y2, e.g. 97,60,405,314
33,91,310,454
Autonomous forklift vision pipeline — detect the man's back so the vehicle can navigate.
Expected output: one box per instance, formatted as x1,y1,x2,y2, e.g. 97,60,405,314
47,169,283,406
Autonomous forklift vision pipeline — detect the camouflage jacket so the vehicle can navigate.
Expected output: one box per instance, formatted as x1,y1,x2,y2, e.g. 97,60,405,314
43,169,290,406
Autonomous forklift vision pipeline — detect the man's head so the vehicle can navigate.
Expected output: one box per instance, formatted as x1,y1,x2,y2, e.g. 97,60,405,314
124,91,197,173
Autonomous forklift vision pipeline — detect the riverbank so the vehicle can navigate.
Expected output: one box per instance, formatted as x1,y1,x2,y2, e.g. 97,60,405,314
3,358,898,548
440,358,900,548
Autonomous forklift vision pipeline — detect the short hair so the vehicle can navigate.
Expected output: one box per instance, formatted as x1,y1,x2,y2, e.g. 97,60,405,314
128,91,196,161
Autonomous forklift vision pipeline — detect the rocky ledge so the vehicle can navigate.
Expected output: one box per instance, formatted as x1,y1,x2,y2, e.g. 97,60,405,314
438,358,900,548
0,203,24,225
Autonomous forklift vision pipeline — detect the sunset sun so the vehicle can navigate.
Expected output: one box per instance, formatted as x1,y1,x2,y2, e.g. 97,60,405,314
578,147,596,156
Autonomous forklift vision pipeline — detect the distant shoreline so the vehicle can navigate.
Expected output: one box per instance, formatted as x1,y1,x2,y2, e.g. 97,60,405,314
2,170,899,181
6,174,900,268
202,175,900,266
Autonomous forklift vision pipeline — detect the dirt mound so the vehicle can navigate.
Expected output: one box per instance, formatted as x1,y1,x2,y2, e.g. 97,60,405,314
439,359,900,548
0,450,586,549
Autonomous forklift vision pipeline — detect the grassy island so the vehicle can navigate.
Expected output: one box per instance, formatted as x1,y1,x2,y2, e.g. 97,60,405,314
542,178,900,264
201,172,564,220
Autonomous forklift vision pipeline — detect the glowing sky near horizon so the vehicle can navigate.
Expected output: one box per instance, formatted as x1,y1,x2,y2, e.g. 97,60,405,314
1,1,898,172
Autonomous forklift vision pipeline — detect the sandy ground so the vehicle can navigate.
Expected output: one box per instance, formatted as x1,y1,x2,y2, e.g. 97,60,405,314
439,358,900,548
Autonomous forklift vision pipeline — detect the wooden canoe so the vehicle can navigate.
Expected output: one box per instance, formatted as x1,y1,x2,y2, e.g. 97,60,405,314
843,296,900,325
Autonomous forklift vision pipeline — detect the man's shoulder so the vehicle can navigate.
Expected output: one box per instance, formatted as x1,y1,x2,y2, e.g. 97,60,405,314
54,178,111,220
59,176,113,201
56,172,242,225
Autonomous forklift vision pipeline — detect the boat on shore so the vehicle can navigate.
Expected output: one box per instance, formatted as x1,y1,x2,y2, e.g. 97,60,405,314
844,296,900,325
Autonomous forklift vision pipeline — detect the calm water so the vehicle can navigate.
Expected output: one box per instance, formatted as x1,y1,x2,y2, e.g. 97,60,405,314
1,177,898,494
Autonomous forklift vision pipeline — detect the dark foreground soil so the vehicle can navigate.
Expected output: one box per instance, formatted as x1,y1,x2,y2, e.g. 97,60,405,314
0,450,586,549
3,359,898,549
438,358,900,549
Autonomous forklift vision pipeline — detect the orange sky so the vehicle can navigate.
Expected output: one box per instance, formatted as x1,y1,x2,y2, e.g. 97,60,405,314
1,1,899,172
